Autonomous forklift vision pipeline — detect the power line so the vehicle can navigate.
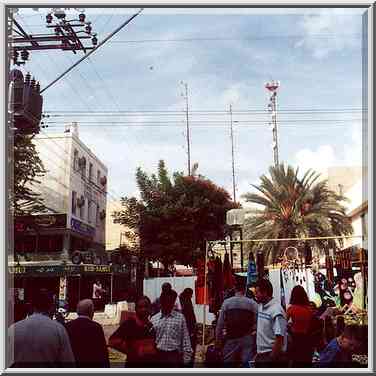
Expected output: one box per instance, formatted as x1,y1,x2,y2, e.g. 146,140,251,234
229,104,236,203
82,56,152,172
40,8,144,93
181,81,191,175
43,119,363,125
108,34,362,44
43,108,364,114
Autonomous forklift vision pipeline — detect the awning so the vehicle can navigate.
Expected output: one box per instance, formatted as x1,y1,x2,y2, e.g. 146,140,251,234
8,264,131,276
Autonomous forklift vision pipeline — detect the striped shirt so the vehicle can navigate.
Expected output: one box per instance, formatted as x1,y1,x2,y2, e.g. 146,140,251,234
151,310,192,364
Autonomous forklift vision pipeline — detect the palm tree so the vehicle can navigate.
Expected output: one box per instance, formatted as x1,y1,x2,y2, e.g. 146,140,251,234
242,164,353,264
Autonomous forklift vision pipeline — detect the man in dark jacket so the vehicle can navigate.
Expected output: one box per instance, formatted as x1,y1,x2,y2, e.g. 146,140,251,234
216,277,258,367
65,299,110,367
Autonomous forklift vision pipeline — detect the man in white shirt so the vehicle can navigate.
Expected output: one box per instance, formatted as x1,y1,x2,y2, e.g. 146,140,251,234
254,278,288,368
92,280,105,311
151,289,192,367
8,289,75,367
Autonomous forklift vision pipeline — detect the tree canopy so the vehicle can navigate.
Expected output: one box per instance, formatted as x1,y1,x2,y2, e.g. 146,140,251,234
113,160,237,269
12,134,46,216
242,164,353,263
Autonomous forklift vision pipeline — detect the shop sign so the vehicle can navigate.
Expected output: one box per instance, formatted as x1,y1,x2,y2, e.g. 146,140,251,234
34,265,62,275
9,264,130,276
70,218,95,237
9,266,26,274
15,214,67,232
63,265,82,275
83,265,111,273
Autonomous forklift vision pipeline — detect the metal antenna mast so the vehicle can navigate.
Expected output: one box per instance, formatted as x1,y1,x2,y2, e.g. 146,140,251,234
181,81,191,176
265,80,280,166
229,104,236,203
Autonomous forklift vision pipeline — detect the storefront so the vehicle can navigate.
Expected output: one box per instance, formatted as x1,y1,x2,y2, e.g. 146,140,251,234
9,263,132,315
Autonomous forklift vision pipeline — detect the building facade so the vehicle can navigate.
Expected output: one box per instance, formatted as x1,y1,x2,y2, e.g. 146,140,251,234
10,124,115,313
20,123,108,259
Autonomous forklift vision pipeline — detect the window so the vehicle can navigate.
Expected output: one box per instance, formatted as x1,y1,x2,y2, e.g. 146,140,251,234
73,150,79,171
89,163,93,182
81,157,86,179
97,170,101,186
88,201,94,224
72,191,77,215
87,201,91,223
79,198,85,219
96,204,100,225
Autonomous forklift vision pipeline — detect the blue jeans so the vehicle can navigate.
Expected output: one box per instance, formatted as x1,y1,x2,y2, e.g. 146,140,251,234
223,334,256,367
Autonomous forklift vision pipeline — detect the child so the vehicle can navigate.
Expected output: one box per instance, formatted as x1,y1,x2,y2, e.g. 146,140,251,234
319,324,362,367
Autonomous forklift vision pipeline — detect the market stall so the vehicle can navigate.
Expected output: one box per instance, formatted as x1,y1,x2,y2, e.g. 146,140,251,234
8,263,131,319
200,234,367,359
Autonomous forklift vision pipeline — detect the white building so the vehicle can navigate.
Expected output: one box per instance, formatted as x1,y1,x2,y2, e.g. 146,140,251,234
32,123,108,256
319,166,367,249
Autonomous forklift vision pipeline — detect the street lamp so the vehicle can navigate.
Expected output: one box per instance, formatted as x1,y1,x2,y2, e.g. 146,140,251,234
226,208,246,270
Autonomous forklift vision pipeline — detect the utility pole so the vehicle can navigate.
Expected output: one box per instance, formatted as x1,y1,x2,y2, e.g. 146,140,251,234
11,9,98,66
229,104,236,203
181,81,191,176
265,80,280,166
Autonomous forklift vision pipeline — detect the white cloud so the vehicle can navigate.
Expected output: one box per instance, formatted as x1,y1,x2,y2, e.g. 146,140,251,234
294,145,337,173
293,121,364,174
343,121,363,166
297,9,362,59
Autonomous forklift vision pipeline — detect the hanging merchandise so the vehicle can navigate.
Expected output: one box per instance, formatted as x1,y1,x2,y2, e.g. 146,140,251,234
195,258,208,305
223,252,235,291
351,272,365,311
268,269,282,305
207,258,217,313
212,256,224,313
304,244,312,266
280,268,286,310
314,272,337,310
325,255,335,285
338,277,353,307
335,251,343,279
256,250,265,279
246,252,257,287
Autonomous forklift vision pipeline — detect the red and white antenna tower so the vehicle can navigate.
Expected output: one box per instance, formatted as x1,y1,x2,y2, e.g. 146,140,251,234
265,80,280,166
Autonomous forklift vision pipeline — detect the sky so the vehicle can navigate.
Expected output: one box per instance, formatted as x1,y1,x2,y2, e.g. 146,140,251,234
11,7,367,210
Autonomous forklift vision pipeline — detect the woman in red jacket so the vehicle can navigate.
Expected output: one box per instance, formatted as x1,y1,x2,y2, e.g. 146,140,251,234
287,285,314,367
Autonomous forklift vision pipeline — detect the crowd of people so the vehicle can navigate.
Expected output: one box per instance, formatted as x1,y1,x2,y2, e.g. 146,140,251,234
8,277,364,368
213,277,364,368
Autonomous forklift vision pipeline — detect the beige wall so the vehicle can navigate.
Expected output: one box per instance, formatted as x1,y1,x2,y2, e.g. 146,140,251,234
105,201,137,251
105,201,124,251
321,166,368,249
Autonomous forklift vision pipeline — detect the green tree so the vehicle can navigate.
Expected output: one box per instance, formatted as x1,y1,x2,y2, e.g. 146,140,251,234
12,134,46,216
242,164,353,263
113,160,237,270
